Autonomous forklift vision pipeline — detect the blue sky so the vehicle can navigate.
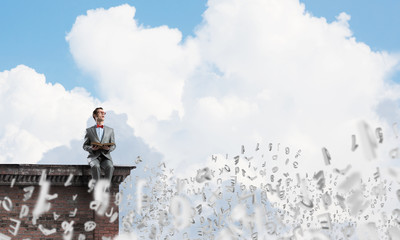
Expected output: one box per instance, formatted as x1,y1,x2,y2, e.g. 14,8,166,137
1,0,399,98
302,0,400,83
0,0,207,96
302,0,400,52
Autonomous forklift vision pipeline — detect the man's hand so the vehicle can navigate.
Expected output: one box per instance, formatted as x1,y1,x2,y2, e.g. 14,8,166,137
92,145,101,151
102,145,110,151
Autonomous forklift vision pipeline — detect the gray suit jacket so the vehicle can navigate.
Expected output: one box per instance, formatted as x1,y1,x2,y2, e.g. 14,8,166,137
83,125,116,162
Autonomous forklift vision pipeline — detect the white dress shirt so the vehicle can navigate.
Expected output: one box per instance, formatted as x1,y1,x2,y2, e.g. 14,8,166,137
96,126,104,141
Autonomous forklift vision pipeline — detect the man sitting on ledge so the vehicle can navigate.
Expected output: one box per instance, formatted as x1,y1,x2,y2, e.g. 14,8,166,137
83,107,116,183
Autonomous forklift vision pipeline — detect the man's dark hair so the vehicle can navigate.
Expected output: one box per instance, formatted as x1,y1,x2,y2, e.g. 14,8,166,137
93,107,103,120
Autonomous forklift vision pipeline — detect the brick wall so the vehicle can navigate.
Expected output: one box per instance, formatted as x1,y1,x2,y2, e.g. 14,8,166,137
0,164,134,240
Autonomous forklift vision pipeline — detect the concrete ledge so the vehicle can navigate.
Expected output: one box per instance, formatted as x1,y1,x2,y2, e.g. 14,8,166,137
0,164,135,186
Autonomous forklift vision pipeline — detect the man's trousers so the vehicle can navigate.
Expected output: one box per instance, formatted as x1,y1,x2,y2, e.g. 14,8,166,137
89,156,114,183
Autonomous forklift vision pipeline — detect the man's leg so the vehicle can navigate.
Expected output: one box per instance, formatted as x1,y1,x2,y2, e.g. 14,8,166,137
101,159,114,183
89,158,101,182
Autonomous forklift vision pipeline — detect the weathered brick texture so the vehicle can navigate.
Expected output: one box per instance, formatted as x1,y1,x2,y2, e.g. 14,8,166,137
0,164,134,239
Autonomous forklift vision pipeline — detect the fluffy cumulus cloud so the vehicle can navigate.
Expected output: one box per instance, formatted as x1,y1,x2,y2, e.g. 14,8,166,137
65,0,400,172
0,65,97,163
66,5,198,124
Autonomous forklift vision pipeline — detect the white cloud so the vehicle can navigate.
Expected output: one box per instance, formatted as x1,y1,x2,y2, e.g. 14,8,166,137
66,4,199,126
0,65,97,163
66,0,400,172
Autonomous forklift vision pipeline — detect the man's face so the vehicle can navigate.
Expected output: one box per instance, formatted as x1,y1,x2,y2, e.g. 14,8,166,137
96,109,106,121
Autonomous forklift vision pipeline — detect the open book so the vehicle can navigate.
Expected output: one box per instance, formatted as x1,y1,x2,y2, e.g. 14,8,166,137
91,142,115,147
